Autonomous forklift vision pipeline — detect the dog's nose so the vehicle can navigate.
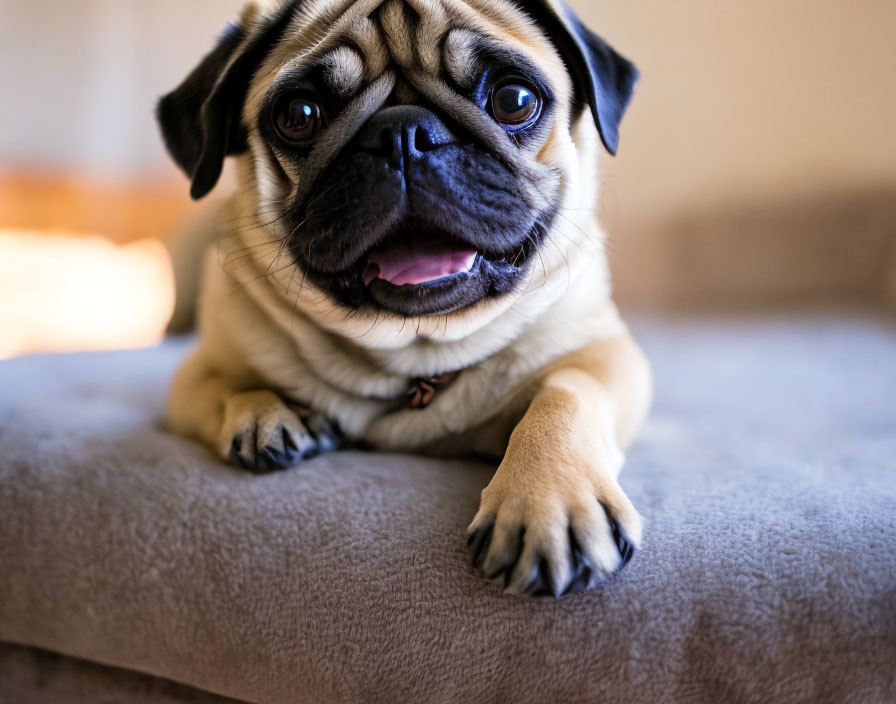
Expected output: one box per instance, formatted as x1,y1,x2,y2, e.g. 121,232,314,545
353,106,457,168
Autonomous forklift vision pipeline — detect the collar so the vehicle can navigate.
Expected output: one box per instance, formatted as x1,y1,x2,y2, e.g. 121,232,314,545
406,372,460,409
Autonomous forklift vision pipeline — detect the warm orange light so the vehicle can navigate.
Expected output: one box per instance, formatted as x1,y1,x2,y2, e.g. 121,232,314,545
0,230,175,359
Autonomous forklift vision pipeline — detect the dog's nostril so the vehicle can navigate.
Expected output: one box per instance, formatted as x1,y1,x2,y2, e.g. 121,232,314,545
378,128,396,158
413,126,437,153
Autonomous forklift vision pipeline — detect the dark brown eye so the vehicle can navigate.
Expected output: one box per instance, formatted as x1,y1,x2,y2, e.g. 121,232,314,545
274,95,323,142
490,78,542,130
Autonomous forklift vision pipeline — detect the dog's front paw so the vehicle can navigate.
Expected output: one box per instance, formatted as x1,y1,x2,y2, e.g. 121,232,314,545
467,471,642,597
219,391,341,473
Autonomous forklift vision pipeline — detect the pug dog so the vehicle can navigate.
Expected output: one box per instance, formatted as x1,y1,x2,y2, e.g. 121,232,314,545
158,0,650,597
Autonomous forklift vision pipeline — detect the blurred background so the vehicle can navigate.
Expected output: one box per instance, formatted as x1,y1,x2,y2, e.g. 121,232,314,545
1,0,894,359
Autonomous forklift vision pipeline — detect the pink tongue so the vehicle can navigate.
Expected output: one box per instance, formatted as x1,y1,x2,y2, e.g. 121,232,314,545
363,239,477,286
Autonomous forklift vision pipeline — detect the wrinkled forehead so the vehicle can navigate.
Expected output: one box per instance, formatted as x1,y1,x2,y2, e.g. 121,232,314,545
248,0,567,101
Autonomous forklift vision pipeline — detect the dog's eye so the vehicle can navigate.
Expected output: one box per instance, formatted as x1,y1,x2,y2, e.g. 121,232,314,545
489,78,542,130
273,95,324,143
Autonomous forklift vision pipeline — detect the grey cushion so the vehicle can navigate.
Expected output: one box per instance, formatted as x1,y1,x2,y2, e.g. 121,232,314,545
0,644,241,704
1,315,895,704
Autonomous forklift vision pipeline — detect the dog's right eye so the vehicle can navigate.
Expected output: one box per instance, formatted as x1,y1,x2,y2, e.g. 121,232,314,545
273,95,324,143
489,77,542,132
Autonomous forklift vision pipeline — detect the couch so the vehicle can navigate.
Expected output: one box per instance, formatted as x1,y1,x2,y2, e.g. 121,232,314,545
1,314,895,703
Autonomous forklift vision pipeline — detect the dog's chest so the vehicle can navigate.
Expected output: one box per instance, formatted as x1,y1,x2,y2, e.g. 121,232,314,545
276,338,523,452
284,304,626,456
289,344,534,457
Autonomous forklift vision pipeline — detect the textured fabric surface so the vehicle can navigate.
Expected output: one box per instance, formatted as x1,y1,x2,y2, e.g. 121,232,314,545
1,315,895,704
0,644,242,704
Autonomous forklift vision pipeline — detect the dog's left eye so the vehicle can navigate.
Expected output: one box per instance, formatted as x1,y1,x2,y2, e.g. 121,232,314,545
273,94,324,143
489,78,542,131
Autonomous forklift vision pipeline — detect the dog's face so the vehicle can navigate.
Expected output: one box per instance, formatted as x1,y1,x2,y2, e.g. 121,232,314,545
159,0,637,323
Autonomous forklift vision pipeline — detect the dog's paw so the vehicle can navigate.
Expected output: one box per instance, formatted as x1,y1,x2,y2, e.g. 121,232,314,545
467,476,642,597
219,391,341,473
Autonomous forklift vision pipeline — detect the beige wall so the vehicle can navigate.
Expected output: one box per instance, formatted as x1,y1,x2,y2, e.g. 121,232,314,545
573,0,896,310
577,0,896,224
0,0,243,177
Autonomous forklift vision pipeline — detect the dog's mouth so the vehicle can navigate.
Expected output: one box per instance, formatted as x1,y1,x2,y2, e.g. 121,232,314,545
296,215,550,318
355,221,519,316
361,232,479,287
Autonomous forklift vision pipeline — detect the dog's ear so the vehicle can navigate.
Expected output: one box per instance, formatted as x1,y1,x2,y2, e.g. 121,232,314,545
561,8,640,155
157,23,249,200
534,2,640,155
157,6,295,200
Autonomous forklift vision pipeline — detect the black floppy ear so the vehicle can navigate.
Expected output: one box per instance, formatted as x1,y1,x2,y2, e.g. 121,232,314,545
562,8,639,155
157,4,297,199
157,23,250,200
536,3,640,155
